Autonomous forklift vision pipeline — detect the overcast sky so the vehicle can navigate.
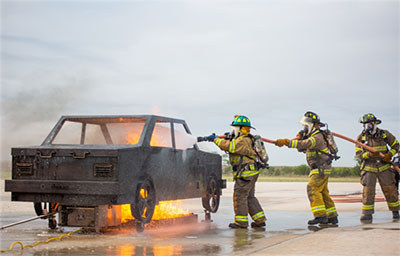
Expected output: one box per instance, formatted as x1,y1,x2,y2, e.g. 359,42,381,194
1,0,399,167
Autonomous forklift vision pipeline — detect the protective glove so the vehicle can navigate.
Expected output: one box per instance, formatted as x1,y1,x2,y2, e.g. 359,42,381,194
205,133,217,142
382,152,393,163
368,151,381,160
275,138,290,147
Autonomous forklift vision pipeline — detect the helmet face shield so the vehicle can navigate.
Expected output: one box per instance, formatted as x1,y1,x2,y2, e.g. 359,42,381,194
299,116,313,136
230,126,240,138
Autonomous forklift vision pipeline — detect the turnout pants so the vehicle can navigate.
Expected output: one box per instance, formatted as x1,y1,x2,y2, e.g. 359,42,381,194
233,174,266,227
307,174,338,218
360,170,400,215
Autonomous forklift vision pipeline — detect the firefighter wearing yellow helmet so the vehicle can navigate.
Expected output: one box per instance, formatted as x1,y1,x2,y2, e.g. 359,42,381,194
275,111,339,225
199,115,267,229
356,113,399,222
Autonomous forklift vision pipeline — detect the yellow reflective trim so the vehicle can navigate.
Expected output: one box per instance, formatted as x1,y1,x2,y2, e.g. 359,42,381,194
235,216,248,221
311,206,326,213
215,138,223,146
251,211,265,220
372,146,387,152
364,166,378,173
379,164,391,172
388,201,400,207
362,204,374,210
390,139,399,148
326,207,337,214
309,137,316,149
241,169,260,177
289,140,298,148
389,149,397,156
309,169,331,176
311,130,319,136
229,139,236,153
320,147,329,154
362,152,369,159
306,152,316,157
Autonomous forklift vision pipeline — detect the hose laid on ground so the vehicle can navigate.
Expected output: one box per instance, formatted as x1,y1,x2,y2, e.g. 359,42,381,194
0,222,92,253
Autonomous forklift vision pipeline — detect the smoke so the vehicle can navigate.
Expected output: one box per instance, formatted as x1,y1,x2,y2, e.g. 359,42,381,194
0,75,93,171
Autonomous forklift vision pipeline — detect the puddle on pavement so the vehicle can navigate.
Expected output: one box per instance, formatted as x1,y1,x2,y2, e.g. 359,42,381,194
2,210,399,255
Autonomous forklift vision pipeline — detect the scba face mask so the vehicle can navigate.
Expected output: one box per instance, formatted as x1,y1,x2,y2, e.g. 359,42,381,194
364,122,377,135
299,116,313,137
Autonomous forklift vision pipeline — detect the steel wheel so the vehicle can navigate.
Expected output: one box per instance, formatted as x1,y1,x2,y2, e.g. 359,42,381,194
131,178,156,225
202,175,220,213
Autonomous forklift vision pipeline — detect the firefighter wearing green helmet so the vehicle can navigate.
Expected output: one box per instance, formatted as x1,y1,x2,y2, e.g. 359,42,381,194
356,113,399,222
198,115,267,229
275,111,339,225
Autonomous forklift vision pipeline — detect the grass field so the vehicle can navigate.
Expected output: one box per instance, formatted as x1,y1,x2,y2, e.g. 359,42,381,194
222,175,360,182
0,171,11,180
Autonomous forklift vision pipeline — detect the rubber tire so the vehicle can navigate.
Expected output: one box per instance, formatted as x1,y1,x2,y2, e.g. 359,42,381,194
136,221,145,233
131,178,156,224
48,218,57,229
34,202,47,219
202,175,220,213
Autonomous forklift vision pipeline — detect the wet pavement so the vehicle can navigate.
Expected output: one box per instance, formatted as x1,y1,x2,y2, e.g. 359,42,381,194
1,181,399,255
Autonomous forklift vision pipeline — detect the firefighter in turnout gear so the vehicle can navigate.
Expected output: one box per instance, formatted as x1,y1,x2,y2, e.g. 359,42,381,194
275,111,339,225
199,115,267,229
356,113,399,222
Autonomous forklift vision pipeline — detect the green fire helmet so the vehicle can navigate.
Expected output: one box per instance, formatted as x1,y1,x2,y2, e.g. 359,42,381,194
231,115,254,128
359,113,381,124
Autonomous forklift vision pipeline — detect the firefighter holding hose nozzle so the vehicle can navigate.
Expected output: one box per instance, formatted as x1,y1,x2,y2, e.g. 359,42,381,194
198,115,267,229
275,111,339,225
356,113,399,223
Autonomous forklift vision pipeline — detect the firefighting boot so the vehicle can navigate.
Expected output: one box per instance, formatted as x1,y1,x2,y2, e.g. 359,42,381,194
393,211,400,219
360,214,373,223
228,223,247,229
307,216,328,225
328,216,339,225
251,222,266,228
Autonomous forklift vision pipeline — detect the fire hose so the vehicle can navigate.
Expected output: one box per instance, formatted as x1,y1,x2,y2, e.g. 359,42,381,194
0,220,92,253
217,132,400,173
330,132,400,173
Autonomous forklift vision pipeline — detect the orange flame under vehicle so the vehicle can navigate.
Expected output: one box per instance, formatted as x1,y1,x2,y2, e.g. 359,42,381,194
5,115,226,232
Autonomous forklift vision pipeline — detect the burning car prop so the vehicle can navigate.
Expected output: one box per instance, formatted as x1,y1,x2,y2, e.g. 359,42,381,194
5,115,226,232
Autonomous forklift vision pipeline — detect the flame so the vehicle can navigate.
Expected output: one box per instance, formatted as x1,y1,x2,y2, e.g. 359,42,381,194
124,125,167,146
119,118,189,225
126,130,141,145
152,200,190,220
120,200,191,223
